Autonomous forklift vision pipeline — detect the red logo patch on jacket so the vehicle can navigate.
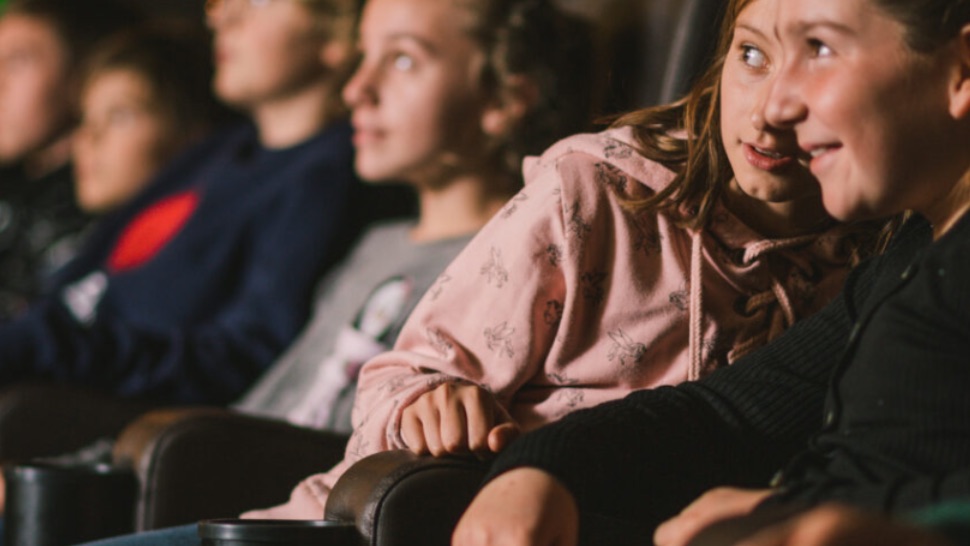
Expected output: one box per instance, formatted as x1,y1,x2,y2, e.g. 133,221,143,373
107,190,200,273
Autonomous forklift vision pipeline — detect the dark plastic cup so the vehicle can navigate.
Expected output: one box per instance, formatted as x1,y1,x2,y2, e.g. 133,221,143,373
198,519,361,546
3,462,137,546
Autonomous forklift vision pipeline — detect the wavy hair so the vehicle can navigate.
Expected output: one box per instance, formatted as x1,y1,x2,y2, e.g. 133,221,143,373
459,0,595,189
612,0,744,230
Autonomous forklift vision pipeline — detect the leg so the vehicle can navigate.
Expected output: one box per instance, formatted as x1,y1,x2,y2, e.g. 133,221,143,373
76,524,199,546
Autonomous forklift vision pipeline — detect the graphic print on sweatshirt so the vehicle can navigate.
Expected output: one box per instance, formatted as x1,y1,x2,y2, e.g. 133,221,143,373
286,275,416,429
61,190,200,323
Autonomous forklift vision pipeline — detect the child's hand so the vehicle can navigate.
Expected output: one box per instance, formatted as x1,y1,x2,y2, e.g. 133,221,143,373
400,382,520,457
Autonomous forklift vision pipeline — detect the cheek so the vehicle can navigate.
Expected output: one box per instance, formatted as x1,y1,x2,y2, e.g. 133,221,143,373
2,74,61,126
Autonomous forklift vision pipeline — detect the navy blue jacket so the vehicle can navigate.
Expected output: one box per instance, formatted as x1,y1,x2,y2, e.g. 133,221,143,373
0,122,358,404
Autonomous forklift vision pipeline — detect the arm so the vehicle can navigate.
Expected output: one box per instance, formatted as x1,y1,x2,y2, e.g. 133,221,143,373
462,216,929,540
456,216,932,544
0,169,353,404
348,167,573,462
250,151,629,519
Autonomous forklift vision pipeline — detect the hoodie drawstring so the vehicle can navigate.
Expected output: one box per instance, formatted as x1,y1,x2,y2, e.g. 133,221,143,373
688,231,704,381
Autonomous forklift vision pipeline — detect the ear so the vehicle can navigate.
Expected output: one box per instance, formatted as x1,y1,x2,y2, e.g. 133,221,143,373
948,23,970,119
319,40,352,72
481,75,539,138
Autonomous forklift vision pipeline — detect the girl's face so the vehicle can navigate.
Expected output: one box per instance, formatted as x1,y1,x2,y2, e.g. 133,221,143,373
0,14,72,163
342,0,493,185
206,0,331,109
73,69,182,214
766,0,966,223
720,0,821,207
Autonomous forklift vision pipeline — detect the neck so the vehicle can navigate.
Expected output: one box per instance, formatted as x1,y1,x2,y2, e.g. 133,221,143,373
409,173,514,243
723,179,832,239
923,169,970,240
249,81,341,149
22,132,73,180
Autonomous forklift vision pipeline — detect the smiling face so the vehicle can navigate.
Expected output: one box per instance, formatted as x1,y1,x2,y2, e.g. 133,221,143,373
342,0,493,185
767,0,967,223
719,0,822,207
207,0,330,110
0,13,72,164
73,69,182,214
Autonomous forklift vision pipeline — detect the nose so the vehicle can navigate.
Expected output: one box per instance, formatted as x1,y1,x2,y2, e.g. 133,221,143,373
342,60,377,108
760,62,808,130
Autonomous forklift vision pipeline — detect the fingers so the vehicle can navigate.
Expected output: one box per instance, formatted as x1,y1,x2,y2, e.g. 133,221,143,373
401,403,433,455
487,421,521,453
401,382,507,457
655,488,773,546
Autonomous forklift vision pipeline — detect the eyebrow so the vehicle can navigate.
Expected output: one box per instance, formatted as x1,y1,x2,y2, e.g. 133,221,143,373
786,19,857,37
734,23,771,41
385,33,439,56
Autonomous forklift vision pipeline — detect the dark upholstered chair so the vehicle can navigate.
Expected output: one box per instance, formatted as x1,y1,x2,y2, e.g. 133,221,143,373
0,382,158,463
111,408,349,530
324,450,487,546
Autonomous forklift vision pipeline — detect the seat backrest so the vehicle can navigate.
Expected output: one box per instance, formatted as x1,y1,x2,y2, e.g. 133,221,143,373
591,0,726,113
653,0,727,105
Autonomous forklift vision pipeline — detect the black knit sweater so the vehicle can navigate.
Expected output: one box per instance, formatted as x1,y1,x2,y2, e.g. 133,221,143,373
485,214,945,544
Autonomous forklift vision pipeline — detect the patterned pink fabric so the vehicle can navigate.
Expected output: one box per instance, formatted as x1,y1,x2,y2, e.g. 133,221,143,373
246,128,862,519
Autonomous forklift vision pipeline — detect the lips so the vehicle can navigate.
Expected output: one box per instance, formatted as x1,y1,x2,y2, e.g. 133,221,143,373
802,143,842,174
351,126,383,147
743,143,798,172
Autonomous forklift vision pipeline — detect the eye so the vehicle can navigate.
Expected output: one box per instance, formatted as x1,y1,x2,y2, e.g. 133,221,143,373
808,38,833,58
390,52,415,72
740,44,768,69
106,107,138,126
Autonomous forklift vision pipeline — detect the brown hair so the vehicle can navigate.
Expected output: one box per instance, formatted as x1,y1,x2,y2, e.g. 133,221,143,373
5,0,143,71
81,22,234,137
460,0,595,188
611,0,743,230
875,0,970,52
298,0,360,115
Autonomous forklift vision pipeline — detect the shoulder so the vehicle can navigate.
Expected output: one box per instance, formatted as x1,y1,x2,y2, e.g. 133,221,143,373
352,220,415,252
523,127,678,201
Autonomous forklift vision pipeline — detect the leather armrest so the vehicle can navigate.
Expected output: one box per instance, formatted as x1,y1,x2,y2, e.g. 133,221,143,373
326,450,487,546
0,382,158,462
116,409,349,531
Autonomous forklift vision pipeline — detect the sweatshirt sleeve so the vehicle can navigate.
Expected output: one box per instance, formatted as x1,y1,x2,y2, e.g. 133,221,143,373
0,167,352,405
346,163,572,461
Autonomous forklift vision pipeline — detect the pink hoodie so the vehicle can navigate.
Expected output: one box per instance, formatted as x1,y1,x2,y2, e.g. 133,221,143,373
247,127,864,519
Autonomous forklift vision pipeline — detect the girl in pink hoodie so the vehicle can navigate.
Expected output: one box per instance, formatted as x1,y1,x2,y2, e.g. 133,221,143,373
251,0,882,520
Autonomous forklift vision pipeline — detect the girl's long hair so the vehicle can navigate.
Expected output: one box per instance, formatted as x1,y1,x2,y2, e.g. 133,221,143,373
613,0,745,230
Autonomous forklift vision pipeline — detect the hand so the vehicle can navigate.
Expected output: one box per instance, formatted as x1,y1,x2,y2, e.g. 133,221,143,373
400,382,520,457
654,487,773,546
452,467,578,546
737,504,955,546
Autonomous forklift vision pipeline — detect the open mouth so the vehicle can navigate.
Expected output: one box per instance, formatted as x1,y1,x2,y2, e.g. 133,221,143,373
743,144,797,172
804,144,843,173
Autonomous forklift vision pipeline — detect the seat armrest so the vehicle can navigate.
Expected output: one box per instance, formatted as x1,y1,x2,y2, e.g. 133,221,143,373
0,382,158,462
326,450,487,546
116,409,349,531
113,407,224,473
